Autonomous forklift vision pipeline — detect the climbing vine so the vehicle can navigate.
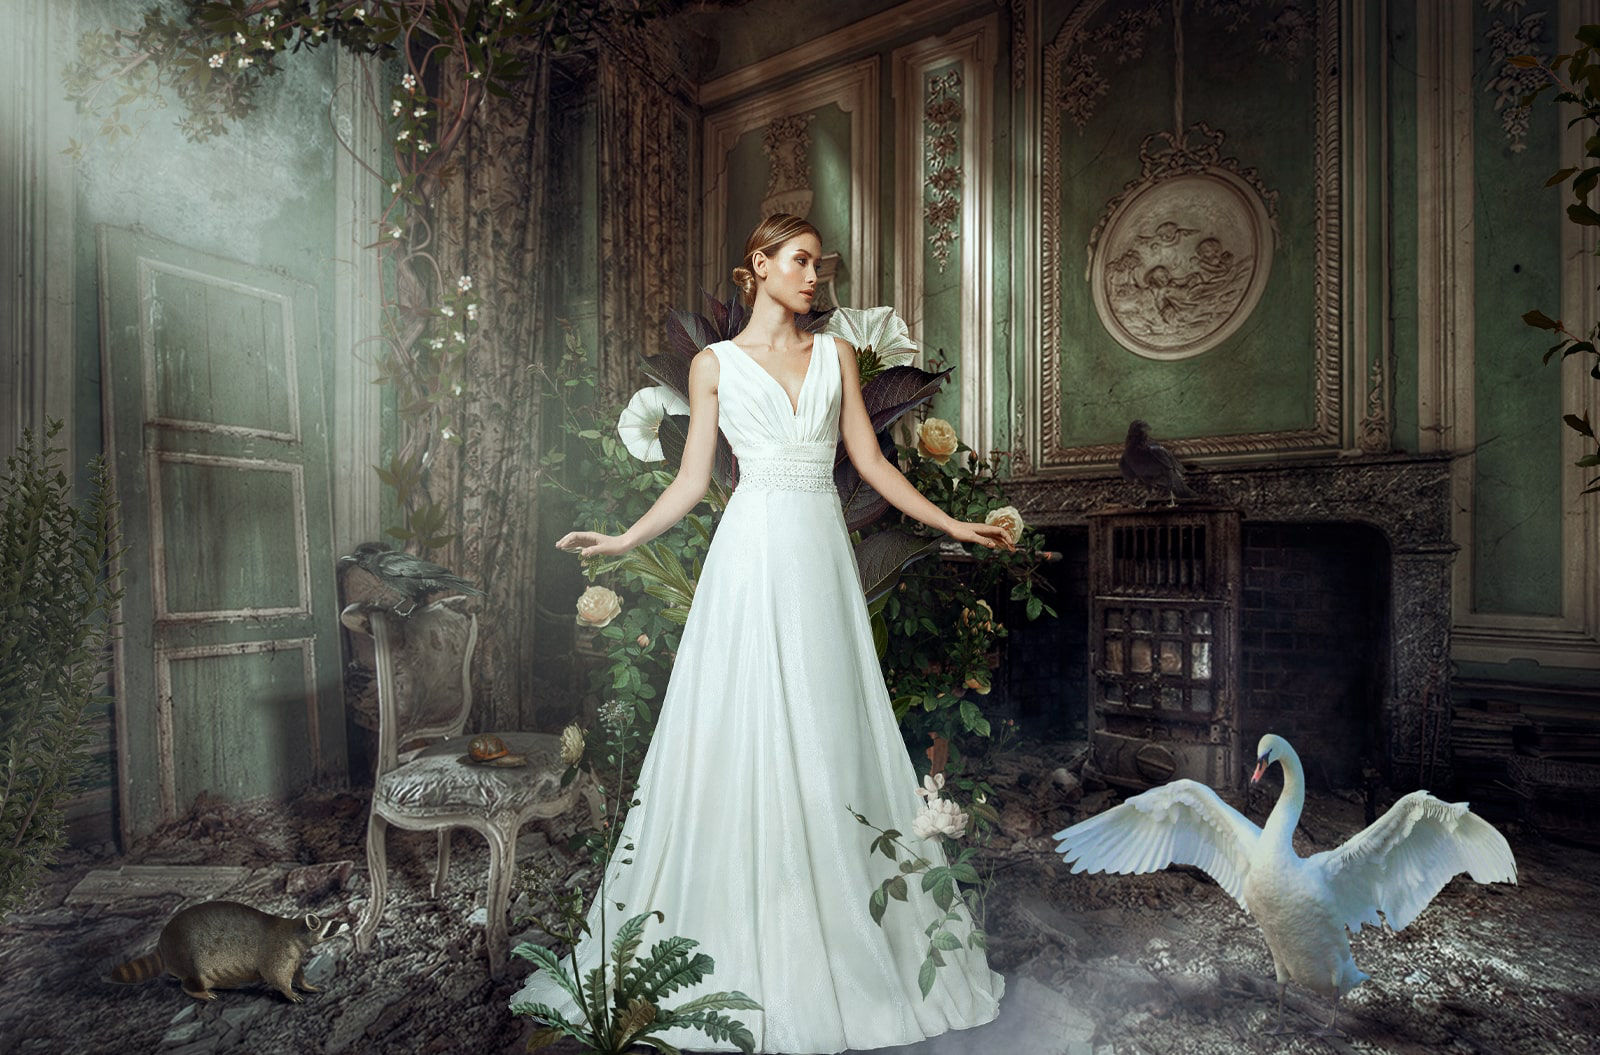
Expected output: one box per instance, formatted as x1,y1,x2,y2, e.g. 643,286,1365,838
63,0,661,548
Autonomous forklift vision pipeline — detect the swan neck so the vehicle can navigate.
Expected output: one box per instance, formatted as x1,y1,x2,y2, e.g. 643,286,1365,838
1264,748,1306,845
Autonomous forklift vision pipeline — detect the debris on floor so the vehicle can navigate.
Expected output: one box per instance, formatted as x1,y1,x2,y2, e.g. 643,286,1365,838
0,737,1595,1054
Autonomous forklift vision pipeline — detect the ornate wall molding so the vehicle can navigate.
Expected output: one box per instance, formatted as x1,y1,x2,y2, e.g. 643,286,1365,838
702,58,879,311
1352,0,1392,454
1011,0,1040,473
331,49,386,556
1444,0,1600,669
697,0,981,108
1036,0,1348,470
0,0,76,468
892,15,999,456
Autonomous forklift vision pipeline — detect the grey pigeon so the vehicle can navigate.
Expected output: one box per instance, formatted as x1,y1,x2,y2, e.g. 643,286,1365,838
338,542,484,614
1119,420,1197,506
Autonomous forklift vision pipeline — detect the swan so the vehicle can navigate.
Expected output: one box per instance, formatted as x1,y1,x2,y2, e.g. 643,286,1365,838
1051,733,1517,1035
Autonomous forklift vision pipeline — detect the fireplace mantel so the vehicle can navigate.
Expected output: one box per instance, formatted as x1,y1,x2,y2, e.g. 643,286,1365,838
1006,452,1459,789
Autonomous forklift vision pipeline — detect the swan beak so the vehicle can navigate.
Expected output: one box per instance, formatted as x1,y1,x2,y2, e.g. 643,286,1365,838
1251,758,1268,783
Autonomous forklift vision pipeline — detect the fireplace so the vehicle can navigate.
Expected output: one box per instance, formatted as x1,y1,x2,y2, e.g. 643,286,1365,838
1003,453,1455,790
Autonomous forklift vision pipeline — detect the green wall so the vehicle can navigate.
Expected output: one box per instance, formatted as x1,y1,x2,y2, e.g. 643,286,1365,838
1470,0,1565,617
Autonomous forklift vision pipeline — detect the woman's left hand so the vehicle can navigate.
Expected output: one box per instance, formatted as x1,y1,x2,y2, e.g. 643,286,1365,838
945,520,1016,552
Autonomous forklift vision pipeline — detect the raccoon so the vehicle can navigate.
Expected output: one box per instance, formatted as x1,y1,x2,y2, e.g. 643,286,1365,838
109,900,347,1002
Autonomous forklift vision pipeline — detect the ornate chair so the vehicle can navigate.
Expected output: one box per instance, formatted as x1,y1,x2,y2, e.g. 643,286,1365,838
340,597,598,976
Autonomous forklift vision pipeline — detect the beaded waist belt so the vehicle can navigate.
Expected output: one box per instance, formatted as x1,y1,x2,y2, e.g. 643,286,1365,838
735,443,837,494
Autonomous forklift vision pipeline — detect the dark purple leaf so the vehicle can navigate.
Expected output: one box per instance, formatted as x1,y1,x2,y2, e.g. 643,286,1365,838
657,413,733,491
647,311,721,399
700,289,729,337
835,431,898,531
862,365,953,432
855,527,940,603
796,307,836,333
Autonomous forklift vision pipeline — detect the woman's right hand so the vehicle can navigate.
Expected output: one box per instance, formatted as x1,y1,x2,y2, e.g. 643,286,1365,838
556,530,631,558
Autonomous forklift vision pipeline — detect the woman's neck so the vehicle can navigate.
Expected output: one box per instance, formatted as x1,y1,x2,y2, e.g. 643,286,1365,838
737,297,803,350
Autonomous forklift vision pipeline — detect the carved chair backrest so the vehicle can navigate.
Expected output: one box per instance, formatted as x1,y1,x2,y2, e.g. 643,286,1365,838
340,599,478,777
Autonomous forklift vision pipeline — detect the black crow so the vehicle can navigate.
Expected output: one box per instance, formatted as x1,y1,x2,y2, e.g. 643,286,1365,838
1119,420,1197,506
338,542,484,614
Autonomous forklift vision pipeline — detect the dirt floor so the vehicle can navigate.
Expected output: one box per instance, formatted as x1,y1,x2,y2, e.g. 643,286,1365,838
1,736,1596,1055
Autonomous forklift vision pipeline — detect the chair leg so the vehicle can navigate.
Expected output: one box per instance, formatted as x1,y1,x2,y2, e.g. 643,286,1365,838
483,816,518,979
432,828,452,899
356,812,389,954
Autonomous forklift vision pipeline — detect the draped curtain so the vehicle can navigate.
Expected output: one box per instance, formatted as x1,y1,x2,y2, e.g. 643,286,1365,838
430,51,554,732
596,42,697,408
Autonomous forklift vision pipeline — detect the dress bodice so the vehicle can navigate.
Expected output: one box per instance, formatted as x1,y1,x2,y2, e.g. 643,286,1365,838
714,334,842,494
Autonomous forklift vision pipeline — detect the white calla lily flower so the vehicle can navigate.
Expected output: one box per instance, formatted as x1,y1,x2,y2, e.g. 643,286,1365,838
617,385,690,462
824,306,920,367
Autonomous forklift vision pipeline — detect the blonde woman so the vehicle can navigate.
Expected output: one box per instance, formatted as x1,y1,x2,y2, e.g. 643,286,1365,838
514,214,1009,1051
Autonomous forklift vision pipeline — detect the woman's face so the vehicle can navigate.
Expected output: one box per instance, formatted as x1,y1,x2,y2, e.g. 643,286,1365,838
753,233,821,313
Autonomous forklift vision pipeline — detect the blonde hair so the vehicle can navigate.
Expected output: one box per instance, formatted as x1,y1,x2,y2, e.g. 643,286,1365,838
730,213,822,307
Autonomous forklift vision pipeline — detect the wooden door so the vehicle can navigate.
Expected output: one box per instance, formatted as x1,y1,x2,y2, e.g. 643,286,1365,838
99,226,345,845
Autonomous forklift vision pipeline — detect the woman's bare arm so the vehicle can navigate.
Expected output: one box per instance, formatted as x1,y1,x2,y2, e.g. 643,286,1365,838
556,347,721,558
834,338,1013,551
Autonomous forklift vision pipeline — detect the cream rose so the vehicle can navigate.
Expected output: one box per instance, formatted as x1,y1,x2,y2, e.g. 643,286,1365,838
575,585,622,628
559,723,586,766
915,418,959,464
984,505,1024,547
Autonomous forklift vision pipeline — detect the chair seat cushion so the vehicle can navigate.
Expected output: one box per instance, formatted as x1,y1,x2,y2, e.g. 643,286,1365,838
375,731,574,818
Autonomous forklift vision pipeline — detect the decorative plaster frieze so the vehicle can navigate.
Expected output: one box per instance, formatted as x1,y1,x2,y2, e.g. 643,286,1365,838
760,112,815,219
923,69,964,274
1484,2,1550,153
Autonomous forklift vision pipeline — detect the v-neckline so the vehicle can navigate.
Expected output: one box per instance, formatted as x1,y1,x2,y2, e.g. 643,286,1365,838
726,335,820,418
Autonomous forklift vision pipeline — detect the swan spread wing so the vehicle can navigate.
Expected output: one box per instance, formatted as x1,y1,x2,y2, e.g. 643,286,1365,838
1309,789,1517,933
1052,779,1261,910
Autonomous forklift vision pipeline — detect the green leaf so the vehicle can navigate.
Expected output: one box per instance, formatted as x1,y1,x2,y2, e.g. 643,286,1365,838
1565,413,1596,438
887,875,909,901
917,954,937,997
1524,308,1563,330
869,884,888,925
1547,165,1580,186
931,929,962,951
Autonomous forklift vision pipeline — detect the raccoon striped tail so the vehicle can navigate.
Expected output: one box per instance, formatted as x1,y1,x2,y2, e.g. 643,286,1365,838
110,953,163,983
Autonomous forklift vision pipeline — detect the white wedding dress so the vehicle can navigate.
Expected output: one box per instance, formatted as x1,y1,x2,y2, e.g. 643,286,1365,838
510,333,1005,1053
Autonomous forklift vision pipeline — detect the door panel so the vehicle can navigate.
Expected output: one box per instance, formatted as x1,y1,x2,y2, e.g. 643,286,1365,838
99,225,344,844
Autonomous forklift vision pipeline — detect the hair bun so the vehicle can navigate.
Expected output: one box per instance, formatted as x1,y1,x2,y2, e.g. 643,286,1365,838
731,265,757,306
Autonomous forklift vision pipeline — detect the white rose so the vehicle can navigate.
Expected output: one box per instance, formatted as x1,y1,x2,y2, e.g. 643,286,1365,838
575,585,622,628
915,418,959,464
912,796,968,840
984,505,1024,547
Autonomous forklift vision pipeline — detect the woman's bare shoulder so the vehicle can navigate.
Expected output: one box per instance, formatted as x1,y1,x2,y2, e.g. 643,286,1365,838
691,346,721,386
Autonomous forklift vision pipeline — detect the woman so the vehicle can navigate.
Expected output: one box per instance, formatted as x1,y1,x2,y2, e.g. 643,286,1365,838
512,213,1010,1052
